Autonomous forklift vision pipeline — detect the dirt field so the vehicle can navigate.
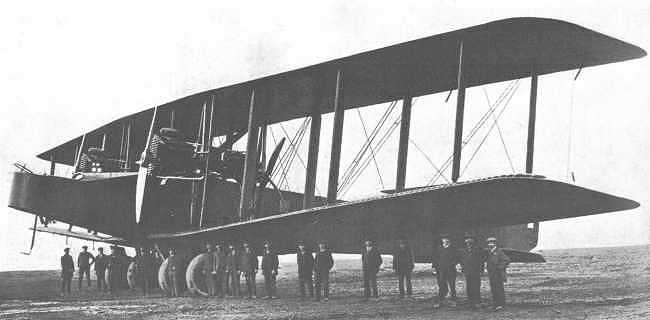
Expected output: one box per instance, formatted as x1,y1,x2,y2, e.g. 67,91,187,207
1,245,649,320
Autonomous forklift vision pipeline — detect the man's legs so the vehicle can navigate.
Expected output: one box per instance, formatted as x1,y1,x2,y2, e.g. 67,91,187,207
314,273,322,301
465,273,480,306
86,268,92,287
307,276,313,298
322,272,330,299
363,271,370,298
96,272,105,291
398,273,405,297
405,272,412,296
370,272,378,297
488,272,505,307
206,272,216,296
437,269,449,299
447,270,457,299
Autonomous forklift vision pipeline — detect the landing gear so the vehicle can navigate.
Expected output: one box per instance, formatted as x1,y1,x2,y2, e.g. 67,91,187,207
185,253,210,296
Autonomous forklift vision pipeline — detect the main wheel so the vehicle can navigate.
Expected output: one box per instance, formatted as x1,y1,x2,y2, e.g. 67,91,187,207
127,261,138,289
185,253,209,297
157,258,170,294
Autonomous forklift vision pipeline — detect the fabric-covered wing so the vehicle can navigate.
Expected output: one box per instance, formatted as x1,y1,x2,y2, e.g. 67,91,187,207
38,17,646,166
148,175,639,256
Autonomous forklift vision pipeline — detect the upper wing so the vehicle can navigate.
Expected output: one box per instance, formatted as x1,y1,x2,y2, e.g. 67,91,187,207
148,175,639,256
38,17,646,166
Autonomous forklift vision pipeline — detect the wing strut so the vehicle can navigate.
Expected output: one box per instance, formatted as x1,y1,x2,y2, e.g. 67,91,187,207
451,41,466,183
239,89,259,221
526,66,538,173
327,69,344,203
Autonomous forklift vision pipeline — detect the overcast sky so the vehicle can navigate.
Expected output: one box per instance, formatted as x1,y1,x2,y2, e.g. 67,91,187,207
1,1,648,271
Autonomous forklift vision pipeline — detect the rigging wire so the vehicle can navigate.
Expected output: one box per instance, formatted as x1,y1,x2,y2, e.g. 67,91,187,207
460,80,521,177
339,114,401,197
408,137,450,184
356,109,385,189
427,80,520,185
566,79,576,182
338,101,397,192
276,119,310,191
482,87,515,173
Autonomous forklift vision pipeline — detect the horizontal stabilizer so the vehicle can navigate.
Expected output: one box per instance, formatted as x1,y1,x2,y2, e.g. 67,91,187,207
502,248,546,263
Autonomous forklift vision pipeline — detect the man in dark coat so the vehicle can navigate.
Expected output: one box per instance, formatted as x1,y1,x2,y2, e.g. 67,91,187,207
60,248,74,295
134,247,153,295
486,237,511,311
94,247,108,292
261,241,279,299
459,235,487,308
203,243,218,297
167,248,183,297
77,245,95,290
225,245,241,297
296,242,314,299
362,240,382,299
239,242,258,299
433,236,460,307
215,244,227,297
314,242,334,301
392,239,414,298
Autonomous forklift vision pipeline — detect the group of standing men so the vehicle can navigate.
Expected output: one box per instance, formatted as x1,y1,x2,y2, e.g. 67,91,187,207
166,240,335,301
432,235,511,311
60,235,511,311
60,245,157,296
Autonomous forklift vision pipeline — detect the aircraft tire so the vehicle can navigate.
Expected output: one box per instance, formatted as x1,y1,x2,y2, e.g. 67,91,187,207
157,258,170,294
185,253,209,297
127,261,138,289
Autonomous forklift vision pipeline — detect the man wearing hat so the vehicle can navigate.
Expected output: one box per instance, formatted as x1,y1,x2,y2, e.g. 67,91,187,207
432,235,460,307
60,248,74,295
77,245,95,290
296,241,315,299
239,242,259,299
459,234,487,308
314,241,334,301
94,247,108,292
486,237,510,311
361,239,382,300
392,239,414,298
261,241,279,299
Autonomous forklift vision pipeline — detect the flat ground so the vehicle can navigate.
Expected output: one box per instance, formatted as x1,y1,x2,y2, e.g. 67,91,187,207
1,245,649,320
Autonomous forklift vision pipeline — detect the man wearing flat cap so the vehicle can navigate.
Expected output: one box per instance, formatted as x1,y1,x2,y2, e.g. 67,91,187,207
432,235,459,307
361,239,382,300
77,245,95,290
60,248,74,295
459,234,487,308
486,237,510,311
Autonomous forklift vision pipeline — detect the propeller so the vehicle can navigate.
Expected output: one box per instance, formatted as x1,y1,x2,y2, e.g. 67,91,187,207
135,107,159,224
252,138,286,219
20,215,38,255
257,137,285,188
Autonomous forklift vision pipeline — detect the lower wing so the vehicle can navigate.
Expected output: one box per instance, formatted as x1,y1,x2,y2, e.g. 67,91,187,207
148,175,638,257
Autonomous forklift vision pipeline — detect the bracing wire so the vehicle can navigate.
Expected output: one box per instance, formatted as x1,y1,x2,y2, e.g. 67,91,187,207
408,137,450,184
482,87,515,173
460,81,521,177
428,79,520,185
356,109,385,189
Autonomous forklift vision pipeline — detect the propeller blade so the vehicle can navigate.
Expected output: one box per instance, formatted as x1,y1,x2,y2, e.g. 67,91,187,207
20,215,38,255
263,138,286,185
135,106,159,224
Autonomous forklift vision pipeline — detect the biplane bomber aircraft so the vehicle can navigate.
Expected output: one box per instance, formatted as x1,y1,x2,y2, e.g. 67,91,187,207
9,17,645,295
